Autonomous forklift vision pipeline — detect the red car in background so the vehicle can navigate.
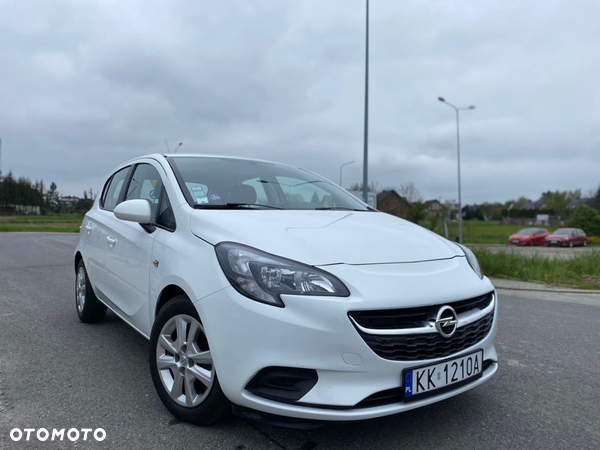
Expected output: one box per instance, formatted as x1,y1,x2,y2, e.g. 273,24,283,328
508,228,549,246
545,228,588,247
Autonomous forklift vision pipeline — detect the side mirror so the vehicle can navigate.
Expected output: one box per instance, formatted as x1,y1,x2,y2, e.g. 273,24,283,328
113,199,152,224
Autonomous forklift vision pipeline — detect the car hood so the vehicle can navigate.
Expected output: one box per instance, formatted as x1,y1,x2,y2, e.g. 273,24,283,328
189,210,463,265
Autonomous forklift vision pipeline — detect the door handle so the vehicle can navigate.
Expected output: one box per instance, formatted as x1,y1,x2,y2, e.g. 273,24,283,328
85,224,93,233
106,236,117,247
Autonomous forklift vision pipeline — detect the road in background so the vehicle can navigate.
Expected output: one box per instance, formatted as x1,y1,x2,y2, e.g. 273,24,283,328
1,233,599,449
468,243,598,260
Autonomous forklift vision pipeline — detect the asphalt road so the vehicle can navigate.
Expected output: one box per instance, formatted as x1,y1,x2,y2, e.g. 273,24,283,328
1,233,599,449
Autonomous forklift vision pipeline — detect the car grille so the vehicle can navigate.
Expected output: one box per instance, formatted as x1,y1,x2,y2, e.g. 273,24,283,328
349,293,495,361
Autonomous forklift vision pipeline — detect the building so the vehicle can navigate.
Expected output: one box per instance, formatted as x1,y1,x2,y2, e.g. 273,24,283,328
424,199,445,215
377,190,411,219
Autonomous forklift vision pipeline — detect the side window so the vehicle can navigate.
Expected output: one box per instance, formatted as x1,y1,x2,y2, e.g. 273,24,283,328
125,164,164,223
102,167,130,212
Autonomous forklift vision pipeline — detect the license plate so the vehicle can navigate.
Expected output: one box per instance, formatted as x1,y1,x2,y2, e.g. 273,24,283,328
512,240,519,244
550,241,558,244
403,350,483,400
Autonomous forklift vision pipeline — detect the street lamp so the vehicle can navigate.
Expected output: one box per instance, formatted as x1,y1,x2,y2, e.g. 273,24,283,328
438,97,475,244
339,160,355,186
362,0,369,203
173,142,183,153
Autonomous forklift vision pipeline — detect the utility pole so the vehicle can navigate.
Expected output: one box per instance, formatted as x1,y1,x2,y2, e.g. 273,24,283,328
362,0,369,204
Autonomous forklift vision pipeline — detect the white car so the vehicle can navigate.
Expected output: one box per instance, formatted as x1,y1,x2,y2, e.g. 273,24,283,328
74,154,498,427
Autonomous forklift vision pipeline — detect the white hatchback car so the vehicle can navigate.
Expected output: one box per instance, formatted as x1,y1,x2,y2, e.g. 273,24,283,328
75,154,497,427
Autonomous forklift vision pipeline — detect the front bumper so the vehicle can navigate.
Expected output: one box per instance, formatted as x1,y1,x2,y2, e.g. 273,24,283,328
195,257,498,421
545,240,569,247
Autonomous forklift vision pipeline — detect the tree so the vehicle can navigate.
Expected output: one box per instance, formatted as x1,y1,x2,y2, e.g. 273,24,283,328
45,182,60,213
593,185,600,211
399,182,422,204
541,190,581,220
349,182,378,192
424,211,443,233
569,206,600,236
409,201,427,224
480,202,503,221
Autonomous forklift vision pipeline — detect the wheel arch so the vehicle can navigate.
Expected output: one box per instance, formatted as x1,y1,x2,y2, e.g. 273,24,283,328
155,284,194,320
74,251,83,272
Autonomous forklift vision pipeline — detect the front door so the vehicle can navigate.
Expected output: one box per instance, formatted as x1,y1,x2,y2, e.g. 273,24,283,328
102,162,166,335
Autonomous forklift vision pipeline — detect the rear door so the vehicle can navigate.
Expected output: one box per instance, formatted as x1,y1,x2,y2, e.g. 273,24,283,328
84,166,131,291
101,161,167,335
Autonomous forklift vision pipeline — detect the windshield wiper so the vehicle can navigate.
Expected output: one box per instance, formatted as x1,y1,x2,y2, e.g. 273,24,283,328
315,207,367,211
193,203,283,210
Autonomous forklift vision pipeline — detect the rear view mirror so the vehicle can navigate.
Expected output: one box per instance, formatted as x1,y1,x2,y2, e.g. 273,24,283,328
113,199,152,224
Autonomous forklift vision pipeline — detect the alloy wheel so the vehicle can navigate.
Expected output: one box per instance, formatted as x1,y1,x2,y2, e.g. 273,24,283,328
76,267,86,313
156,314,214,408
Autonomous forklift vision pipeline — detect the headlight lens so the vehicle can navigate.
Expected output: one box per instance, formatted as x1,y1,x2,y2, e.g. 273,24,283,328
215,242,350,307
458,244,483,279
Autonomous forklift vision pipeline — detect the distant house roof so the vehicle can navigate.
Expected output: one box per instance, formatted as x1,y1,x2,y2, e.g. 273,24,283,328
520,200,545,210
568,198,593,209
377,190,410,205
424,199,445,211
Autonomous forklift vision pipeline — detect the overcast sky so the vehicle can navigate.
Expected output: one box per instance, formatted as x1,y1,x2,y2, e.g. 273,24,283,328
1,0,599,204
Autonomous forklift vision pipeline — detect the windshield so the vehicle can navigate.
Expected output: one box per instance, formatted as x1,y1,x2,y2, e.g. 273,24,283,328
553,229,573,235
516,228,536,235
168,157,371,211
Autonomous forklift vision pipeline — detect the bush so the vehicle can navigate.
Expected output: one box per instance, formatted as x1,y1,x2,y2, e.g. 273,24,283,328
569,206,600,236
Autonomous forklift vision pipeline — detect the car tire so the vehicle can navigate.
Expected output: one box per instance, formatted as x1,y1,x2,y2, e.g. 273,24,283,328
149,295,230,425
76,261,107,323
583,239,588,247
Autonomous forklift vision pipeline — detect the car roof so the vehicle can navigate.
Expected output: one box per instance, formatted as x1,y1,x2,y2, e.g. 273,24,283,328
118,153,298,169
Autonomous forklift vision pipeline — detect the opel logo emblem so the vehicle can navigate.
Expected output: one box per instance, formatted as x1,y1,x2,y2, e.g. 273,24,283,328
435,306,458,338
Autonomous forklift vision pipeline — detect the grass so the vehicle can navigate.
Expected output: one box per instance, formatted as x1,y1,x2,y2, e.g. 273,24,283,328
0,214,83,232
444,220,599,245
445,221,533,244
473,248,600,290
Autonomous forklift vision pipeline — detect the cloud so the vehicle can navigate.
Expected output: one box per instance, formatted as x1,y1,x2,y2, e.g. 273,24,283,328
0,0,599,204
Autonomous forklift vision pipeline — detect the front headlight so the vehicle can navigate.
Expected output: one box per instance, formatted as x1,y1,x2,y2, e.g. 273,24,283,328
457,244,483,279
215,242,350,307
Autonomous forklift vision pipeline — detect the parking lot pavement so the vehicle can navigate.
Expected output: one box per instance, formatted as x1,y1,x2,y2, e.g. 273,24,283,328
468,243,598,260
1,233,599,449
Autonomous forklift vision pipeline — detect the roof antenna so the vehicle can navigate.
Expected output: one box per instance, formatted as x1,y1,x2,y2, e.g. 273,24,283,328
173,142,183,153
164,139,171,153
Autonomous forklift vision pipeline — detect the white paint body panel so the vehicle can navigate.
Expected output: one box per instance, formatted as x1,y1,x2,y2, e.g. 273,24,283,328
190,210,462,266
75,153,498,421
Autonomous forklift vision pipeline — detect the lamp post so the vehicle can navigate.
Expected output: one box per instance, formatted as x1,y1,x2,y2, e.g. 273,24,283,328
173,142,183,153
438,97,475,244
339,161,355,186
362,0,369,203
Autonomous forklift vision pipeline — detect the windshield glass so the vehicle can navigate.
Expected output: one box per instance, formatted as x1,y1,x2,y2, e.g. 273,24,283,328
168,157,370,211
553,229,573,235
516,228,536,235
